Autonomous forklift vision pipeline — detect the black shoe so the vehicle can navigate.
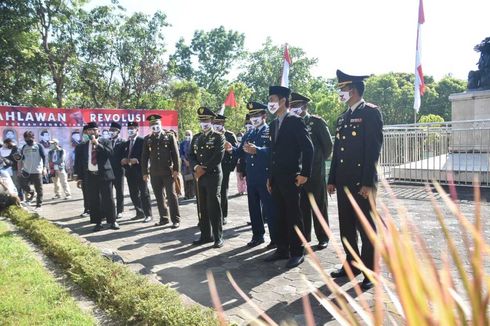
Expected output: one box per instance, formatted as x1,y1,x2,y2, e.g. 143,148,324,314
316,241,329,250
93,224,103,232
171,222,180,229
286,255,304,268
155,218,169,226
110,222,120,230
246,221,252,226
213,239,224,248
131,215,144,221
223,217,228,225
361,278,374,290
265,242,277,250
330,267,361,278
247,239,265,247
192,238,214,246
264,250,289,262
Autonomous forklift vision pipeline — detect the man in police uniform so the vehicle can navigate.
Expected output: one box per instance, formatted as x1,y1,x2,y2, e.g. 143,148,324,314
212,114,237,225
265,86,314,268
290,92,333,250
327,69,383,290
108,122,125,219
226,102,278,247
141,114,181,228
189,107,225,248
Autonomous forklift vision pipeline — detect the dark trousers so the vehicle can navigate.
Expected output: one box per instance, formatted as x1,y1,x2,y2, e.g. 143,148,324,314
86,172,116,225
113,173,124,214
301,179,329,243
82,177,90,212
183,178,195,199
20,173,43,205
271,174,305,257
247,181,278,243
336,185,377,270
196,173,222,242
150,174,180,223
126,171,152,218
220,169,232,220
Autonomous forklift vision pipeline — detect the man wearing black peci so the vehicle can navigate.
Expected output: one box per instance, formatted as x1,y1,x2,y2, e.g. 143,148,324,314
108,122,125,219
265,86,314,268
76,122,119,231
120,121,153,223
327,69,383,290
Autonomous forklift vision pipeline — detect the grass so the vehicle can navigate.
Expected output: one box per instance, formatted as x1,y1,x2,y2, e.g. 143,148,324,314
0,220,96,326
2,206,218,325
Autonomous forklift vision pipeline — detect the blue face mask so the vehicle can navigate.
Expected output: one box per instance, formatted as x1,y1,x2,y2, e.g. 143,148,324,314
83,134,90,142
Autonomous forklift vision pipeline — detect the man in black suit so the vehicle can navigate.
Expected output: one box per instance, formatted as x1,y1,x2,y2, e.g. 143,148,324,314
108,122,125,219
212,114,238,225
327,70,383,290
76,122,119,231
120,122,153,222
265,86,314,268
74,125,90,218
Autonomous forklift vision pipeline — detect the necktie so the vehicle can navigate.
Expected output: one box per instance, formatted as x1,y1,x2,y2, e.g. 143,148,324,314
91,144,97,165
128,139,133,159
274,119,280,142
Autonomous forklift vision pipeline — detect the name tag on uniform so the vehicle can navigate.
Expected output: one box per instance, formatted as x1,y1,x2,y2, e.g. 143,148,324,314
350,118,363,123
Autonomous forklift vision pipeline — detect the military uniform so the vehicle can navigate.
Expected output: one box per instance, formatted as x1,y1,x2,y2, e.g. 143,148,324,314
213,114,238,224
141,115,181,226
291,92,333,247
235,102,278,247
190,107,225,247
328,70,383,273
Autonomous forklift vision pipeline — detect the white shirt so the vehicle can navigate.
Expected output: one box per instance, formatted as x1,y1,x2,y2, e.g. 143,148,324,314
88,143,98,172
349,99,365,113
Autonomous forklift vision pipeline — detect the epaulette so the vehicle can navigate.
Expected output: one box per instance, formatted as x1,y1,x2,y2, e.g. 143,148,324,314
364,102,378,109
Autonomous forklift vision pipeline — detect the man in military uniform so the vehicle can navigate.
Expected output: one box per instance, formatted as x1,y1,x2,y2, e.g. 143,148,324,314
108,122,125,219
141,114,181,228
290,92,333,250
265,86,314,268
120,122,153,222
189,107,225,248
226,102,278,248
212,114,237,225
327,70,383,290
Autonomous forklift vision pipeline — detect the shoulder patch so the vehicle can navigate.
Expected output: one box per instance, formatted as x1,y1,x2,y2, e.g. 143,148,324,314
364,102,378,109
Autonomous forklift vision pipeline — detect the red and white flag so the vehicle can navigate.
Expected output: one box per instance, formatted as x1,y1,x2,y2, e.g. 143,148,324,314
414,0,425,112
280,44,292,87
218,89,237,115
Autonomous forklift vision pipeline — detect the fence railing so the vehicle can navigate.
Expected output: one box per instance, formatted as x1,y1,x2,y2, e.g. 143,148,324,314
379,119,490,187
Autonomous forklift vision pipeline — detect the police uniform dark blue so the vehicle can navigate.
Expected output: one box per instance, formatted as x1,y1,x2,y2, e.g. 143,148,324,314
213,114,238,225
267,86,314,268
234,102,278,247
328,70,383,282
291,92,333,249
189,107,225,248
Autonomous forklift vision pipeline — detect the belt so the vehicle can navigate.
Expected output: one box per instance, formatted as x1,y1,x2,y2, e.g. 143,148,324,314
88,170,99,175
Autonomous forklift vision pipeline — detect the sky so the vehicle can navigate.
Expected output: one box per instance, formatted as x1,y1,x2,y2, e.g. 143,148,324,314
88,0,489,81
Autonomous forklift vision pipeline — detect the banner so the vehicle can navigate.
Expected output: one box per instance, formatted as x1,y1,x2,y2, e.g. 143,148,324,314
0,106,178,174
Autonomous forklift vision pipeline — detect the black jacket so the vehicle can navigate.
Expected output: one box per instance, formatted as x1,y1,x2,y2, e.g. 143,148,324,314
269,112,314,179
328,101,383,188
109,138,125,178
76,137,115,181
221,130,238,172
120,136,144,176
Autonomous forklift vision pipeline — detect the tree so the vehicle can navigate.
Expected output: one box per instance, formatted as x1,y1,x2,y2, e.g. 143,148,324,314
418,114,444,123
419,76,466,120
169,80,202,138
238,37,318,101
169,26,245,94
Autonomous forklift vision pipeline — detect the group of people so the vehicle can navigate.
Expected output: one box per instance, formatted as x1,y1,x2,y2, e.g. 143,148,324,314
2,69,383,290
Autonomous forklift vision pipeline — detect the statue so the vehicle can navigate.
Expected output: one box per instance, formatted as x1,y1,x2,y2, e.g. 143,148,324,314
468,37,490,90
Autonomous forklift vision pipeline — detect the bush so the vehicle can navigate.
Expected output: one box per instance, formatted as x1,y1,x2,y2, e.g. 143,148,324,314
3,206,218,326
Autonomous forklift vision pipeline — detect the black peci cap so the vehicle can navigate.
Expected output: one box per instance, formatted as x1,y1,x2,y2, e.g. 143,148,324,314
110,122,122,130
269,86,291,98
127,121,139,127
86,122,98,129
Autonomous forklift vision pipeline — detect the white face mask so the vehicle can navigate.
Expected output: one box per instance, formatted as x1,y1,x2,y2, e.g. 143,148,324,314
109,131,118,138
250,116,263,127
213,124,224,132
127,129,137,137
200,122,212,132
102,132,110,139
338,89,351,103
185,135,191,141
290,107,303,117
268,102,280,114
151,124,162,133
245,124,253,132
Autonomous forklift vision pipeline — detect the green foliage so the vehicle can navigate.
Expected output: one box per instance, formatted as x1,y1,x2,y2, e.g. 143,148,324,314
418,114,444,123
0,221,95,325
3,207,218,325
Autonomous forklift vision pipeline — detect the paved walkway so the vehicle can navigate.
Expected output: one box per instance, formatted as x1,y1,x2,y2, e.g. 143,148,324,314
28,176,490,325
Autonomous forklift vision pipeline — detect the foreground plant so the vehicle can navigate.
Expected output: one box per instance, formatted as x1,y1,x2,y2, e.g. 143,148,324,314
208,178,489,325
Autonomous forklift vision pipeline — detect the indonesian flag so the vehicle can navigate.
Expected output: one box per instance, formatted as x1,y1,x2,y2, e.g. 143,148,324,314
218,89,237,115
280,44,292,87
414,0,425,112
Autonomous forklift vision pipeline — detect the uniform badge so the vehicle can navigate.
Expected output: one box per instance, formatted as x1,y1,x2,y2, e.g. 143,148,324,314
309,122,313,126
352,131,357,136
336,133,340,139
199,107,204,114
350,118,363,123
